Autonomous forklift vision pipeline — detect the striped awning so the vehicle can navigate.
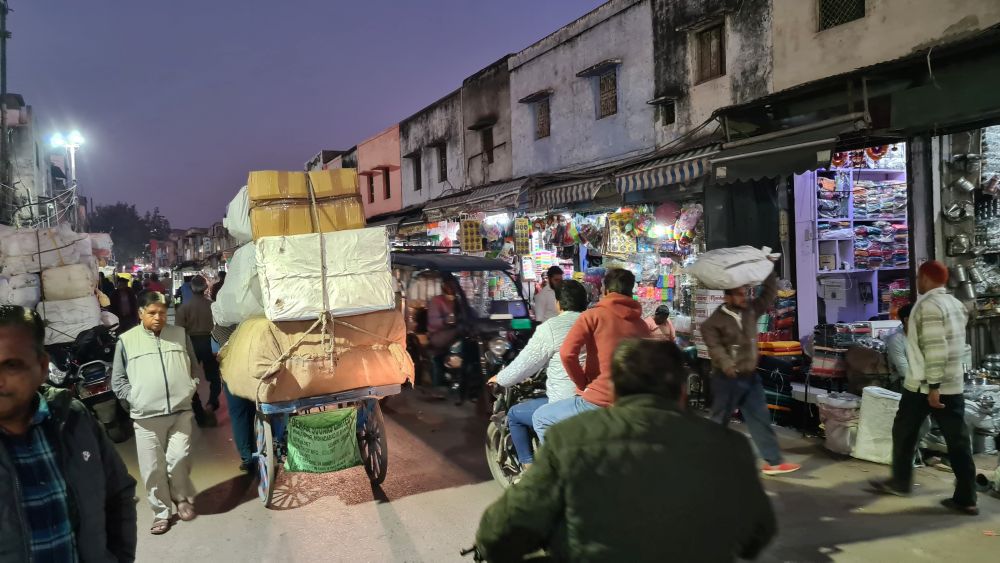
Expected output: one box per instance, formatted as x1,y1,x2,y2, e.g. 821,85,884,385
423,190,471,213
615,145,718,194
465,179,526,211
532,179,606,210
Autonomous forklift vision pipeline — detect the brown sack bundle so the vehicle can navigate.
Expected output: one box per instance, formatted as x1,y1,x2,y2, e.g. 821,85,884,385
220,309,413,403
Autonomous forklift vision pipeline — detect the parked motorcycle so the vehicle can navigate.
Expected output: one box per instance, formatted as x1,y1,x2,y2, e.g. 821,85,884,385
47,325,131,443
485,369,547,489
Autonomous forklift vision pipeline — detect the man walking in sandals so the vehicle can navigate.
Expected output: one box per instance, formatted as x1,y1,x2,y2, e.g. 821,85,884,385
112,291,203,534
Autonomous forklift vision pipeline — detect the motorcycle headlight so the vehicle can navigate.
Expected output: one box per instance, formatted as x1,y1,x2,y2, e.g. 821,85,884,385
48,365,67,386
488,337,511,358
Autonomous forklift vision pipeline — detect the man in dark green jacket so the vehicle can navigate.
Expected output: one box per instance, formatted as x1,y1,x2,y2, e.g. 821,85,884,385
476,338,776,562
0,305,137,562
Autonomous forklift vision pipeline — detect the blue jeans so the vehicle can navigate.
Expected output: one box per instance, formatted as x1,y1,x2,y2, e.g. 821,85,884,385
532,395,600,444
223,383,256,465
710,374,783,465
509,397,547,464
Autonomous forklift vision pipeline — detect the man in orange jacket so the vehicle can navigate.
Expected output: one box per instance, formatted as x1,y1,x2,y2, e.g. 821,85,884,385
532,268,648,442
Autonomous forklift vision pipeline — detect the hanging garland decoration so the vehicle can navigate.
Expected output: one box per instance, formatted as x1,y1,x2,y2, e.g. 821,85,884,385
865,145,889,162
831,152,848,168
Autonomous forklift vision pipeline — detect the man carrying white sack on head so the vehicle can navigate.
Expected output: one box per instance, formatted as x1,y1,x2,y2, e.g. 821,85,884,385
697,250,801,476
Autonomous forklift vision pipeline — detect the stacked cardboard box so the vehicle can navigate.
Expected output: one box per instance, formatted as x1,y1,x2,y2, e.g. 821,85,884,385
247,169,365,239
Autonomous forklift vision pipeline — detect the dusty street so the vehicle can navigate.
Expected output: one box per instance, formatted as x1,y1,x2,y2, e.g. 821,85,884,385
115,385,1000,563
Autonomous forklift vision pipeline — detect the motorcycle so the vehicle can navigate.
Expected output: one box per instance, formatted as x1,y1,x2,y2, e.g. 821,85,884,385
485,369,547,489
47,325,131,443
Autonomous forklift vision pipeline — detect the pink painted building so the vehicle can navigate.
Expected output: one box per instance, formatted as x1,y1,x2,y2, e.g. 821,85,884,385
356,125,402,218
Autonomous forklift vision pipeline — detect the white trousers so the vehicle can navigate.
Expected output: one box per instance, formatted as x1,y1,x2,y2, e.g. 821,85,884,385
133,410,196,519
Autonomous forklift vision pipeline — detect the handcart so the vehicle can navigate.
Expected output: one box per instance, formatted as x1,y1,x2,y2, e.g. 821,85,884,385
255,383,401,508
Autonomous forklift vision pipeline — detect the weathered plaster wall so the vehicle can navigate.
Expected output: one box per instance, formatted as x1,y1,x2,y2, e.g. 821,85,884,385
462,57,514,188
399,90,465,208
509,0,656,177
771,0,1000,91
356,125,401,218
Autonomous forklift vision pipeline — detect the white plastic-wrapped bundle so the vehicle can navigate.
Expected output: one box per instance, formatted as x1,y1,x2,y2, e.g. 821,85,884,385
852,386,901,465
0,274,42,308
256,227,394,322
41,263,96,301
1,224,85,275
818,393,861,455
37,296,101,345
686,246,777,290
211,242,264,326
88,233,113,259
223,186,252,244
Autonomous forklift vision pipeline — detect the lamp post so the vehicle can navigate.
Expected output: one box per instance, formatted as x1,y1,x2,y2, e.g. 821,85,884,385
50,130,85,229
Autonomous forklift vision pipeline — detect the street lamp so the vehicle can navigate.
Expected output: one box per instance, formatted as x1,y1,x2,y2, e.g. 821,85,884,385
50,130,85,186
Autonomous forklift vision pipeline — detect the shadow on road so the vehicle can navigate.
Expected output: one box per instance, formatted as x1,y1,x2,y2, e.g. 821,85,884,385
193,473,258,515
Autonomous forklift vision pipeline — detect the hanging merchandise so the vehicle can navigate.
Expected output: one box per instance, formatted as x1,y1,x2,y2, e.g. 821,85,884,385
514,218,531,255
606,212,637,256
460,220,483,252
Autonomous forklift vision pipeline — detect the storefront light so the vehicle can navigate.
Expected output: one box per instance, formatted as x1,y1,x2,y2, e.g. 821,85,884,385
649,224,668,239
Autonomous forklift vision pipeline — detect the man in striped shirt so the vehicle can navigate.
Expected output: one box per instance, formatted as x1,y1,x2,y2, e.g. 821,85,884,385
871,261,977,515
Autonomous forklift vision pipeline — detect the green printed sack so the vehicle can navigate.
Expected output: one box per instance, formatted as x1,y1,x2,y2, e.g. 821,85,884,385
285,409,362,473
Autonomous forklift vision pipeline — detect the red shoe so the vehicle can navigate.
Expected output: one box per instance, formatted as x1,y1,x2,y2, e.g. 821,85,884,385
762,463,801,476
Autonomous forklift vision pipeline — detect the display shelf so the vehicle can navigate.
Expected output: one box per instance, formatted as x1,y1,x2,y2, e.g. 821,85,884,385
831,168,906,174
854,217,908,222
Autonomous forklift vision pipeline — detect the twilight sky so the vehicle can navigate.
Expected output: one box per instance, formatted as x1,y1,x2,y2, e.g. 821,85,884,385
12,0,604,228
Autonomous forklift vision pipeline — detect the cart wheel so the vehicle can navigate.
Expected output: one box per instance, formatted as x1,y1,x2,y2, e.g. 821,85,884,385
357,399,388,485
255,414,276,507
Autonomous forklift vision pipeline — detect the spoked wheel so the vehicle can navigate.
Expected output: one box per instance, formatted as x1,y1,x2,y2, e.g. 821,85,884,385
357,399,388,485
255,413,276,507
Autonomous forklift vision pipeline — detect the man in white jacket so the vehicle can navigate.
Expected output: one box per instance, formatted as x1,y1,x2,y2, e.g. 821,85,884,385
533,266,564,324
870,261,977,515
112,291,203,534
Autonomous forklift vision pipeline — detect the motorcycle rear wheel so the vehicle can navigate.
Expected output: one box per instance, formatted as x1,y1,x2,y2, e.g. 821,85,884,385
485,421,518,490
106,422,130,443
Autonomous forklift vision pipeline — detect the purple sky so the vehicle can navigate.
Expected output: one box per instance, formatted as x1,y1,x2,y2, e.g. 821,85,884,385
12,1,604,228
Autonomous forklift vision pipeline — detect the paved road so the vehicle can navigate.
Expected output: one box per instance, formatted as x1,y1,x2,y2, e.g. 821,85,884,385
114,383,1000,562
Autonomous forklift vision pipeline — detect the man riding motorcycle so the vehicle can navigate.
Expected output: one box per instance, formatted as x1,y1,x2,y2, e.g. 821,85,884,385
489,280,588,468
428,276,481,404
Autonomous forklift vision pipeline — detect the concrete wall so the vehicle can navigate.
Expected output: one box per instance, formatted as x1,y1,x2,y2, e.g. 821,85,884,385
651,0,772,147
399,90,465,208
771,0,1000,91
356,125,402,218
463,57,514,187
509,0,656,177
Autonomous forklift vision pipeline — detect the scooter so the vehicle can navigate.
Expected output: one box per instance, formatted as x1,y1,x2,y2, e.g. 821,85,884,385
47,325,131,443
484,370,547,489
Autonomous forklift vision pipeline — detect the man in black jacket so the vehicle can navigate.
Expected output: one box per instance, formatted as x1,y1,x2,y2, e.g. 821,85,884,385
0,305,137,562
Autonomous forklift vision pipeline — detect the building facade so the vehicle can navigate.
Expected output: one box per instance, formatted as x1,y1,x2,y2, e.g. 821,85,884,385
356,126,402,218
399,89,465,208
509,0,657,177
463,57,515,188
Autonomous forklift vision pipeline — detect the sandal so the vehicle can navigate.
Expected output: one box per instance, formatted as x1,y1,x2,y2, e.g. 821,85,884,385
150,519,171,535
176,501,198,522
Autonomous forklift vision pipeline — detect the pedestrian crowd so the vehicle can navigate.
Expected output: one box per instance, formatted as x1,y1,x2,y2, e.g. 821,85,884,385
0,260,982,561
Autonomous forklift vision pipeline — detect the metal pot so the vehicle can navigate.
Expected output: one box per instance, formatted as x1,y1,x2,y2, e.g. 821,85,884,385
951,176,977,193
957,280,977,301
948,234,972,256
944,200,975,223
951,264,969,283
969,265,987,284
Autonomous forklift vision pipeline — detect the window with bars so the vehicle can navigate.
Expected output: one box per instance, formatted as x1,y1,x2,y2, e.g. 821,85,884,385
412,155,422,191
382,170,391,199
535,97,551,139
696,24,725,83
598,70,618,119
367,175,375,203
482,127,495,164
438,145,448,182
818,0,865,31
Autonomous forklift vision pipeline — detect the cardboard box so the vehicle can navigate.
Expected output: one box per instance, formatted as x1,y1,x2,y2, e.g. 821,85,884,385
250,197,365,239
247,169,358,202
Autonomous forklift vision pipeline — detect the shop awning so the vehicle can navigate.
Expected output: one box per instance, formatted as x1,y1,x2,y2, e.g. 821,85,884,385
615,145,718,194
422,190,472,219
464,179,527,211
711,118,868,184
532,178,607,210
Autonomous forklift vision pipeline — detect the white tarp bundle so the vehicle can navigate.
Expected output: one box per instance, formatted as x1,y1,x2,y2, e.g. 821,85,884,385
211,242,264,326
37,295,102,345
852,386,901,465
256,227,394,322
686,246,777,290
41,263,97,301
88,233,113,259
818,393,861,455
224,186,253,244
1,224,88,275
0,274,41,308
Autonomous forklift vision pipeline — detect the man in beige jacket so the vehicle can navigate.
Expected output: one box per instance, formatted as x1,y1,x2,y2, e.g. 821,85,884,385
112,291,203,535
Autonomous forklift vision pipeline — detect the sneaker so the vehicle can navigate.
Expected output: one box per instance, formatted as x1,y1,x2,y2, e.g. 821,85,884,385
762,463,801,476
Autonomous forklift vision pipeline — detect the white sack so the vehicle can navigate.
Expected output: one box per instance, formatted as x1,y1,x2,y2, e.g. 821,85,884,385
101,311,119,328
0,274,41,308
256,227,394,322
224,186,253,244
37,296,102,345
89,233,113,258
852,386,901,465
41,263,97,301
1,224,85,275
211,242,264,326
818,393,861,455
74,235,93,258
686,246,776,290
